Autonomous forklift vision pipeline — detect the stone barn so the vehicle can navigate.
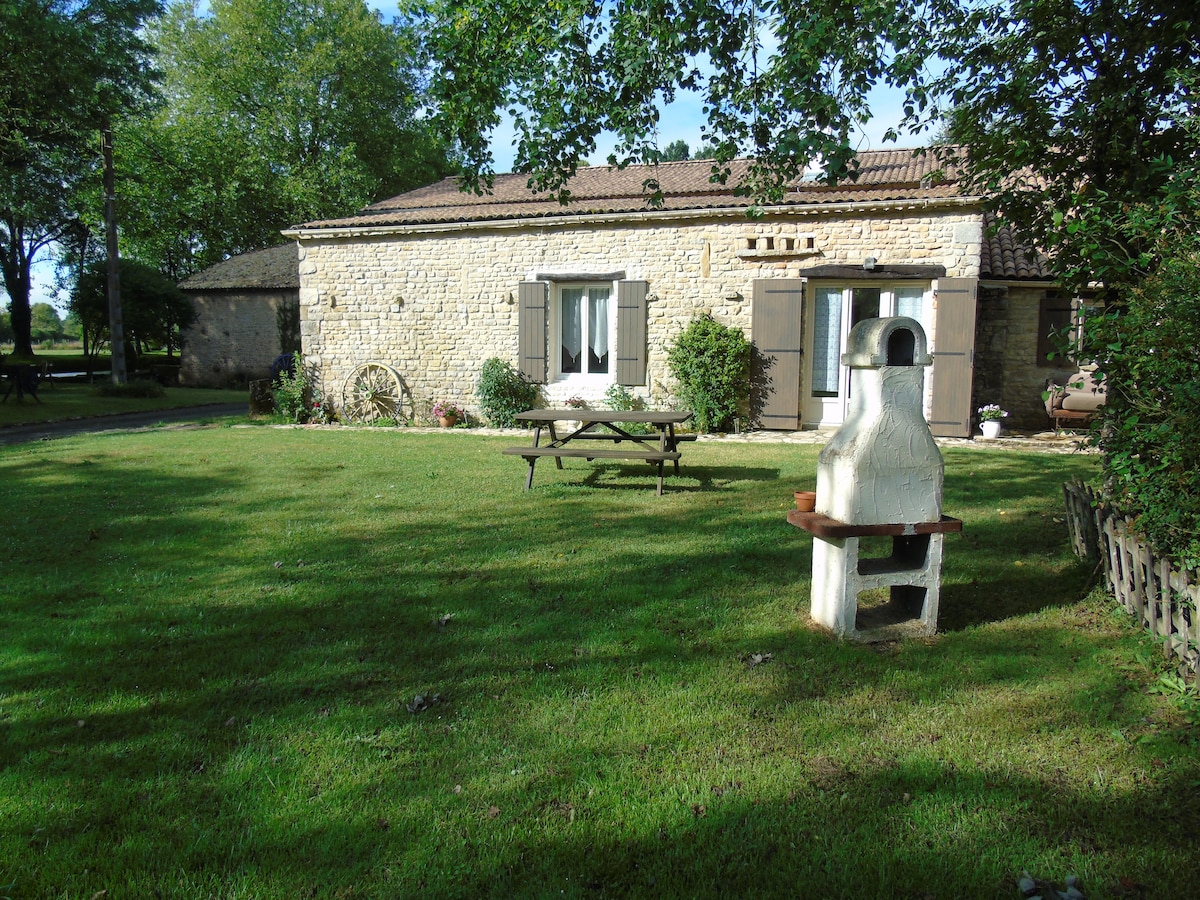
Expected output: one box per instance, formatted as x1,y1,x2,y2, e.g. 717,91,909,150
178,244,300,388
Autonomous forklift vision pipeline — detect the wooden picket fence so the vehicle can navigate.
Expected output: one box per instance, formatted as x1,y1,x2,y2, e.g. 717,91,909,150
1062,478,1199,676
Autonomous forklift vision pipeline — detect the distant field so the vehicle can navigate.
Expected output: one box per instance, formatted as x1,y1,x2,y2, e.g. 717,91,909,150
0,347,176,374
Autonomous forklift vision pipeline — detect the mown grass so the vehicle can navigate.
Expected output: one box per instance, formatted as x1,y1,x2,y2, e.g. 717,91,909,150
1,428,1196,899
0,348,172,371
0,383,242,428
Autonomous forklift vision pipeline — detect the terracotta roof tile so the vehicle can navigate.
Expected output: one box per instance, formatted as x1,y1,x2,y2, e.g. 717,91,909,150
293,148,967,230
282,148,1051,283
981,214,1050,280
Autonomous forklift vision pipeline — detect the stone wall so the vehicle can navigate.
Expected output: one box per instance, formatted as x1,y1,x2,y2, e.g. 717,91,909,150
181,290,299,388
296,206,983,424
974,285,1077,431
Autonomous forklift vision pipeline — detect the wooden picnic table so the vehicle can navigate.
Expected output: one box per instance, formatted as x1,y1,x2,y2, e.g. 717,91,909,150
504,409,694,495
1,362,42,404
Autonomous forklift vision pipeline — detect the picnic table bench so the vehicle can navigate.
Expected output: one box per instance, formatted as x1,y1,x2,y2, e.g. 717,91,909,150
505,409,693,495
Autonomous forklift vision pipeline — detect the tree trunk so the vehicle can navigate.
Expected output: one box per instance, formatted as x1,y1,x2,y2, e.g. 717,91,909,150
74,224,92,360
102,126,127,384
7,279,34,358
0,217,35,358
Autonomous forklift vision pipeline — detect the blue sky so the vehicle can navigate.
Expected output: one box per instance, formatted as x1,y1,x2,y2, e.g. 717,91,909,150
382,0,927,172
484,81,923,174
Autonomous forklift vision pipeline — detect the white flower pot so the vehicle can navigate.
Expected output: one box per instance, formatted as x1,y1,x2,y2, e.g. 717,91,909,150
980,419,1002,439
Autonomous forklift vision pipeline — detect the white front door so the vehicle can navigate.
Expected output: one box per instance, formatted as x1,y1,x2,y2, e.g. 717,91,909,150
802,282,930,427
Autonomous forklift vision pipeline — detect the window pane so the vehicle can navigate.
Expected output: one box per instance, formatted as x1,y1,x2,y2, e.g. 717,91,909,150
811,287,842,396
850,287,882,327
896,286,925,325
588,288,610,373
561,288,583,373
1037,293,1074,367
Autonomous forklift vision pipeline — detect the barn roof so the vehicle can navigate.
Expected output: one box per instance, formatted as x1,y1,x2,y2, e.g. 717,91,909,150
282,147,1051,282
292,148,967,231
178,243,298,292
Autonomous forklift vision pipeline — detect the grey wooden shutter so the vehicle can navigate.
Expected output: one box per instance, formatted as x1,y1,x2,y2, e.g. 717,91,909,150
928,277,978,437
616,280,648,385
518,281,547,383
751,279,805,430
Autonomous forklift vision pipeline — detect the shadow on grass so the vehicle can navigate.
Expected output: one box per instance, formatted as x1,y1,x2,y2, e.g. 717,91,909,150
7,432,1170,897
437,762,1198,899
11,608,1194,898
530,462,783,493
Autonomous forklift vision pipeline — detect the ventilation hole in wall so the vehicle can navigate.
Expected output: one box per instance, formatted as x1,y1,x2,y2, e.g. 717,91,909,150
746,238,757,251
763,237,774,251
783,237,795,252
806,237,816,250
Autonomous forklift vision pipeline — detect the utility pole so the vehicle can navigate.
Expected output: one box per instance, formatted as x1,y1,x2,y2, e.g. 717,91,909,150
102,125,127,384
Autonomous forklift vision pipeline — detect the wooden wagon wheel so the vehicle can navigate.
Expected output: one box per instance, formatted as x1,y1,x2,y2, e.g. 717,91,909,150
341,362,405,422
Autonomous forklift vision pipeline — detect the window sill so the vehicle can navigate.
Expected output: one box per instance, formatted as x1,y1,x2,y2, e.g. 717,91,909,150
738,249,823,261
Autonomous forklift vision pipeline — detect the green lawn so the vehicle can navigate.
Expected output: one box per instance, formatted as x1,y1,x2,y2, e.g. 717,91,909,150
0,383,242,427
1,428,1196,898
1,347,168,371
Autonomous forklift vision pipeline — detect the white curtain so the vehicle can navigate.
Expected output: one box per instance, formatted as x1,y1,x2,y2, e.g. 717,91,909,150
561,288,583,369
896,286,925,327
812,287,842,395
588,288,610,368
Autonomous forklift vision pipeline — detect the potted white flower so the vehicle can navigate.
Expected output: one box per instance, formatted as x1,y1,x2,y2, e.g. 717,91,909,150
977,403,1008,438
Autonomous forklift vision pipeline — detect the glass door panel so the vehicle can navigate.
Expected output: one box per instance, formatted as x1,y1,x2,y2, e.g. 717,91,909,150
896,286,926,329
851,287,882,327
804,286,848,426
810,286,842,397
802,284,927,428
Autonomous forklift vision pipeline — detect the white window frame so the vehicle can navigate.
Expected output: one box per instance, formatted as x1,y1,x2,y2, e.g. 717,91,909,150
550,281,618,385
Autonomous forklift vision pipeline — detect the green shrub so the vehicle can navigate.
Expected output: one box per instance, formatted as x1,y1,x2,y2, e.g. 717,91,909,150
603,383,653,434
666,315,750,433
476,357,539,427
272,353,313,423
1088,238,1200,565
92,380,166,399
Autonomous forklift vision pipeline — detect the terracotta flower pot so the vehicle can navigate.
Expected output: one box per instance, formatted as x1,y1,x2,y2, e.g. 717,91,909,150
439,415,457,428
794,490,817,512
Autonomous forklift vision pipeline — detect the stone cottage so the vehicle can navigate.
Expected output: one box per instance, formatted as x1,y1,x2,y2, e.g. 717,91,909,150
178,243,300,388
284,150,1066,433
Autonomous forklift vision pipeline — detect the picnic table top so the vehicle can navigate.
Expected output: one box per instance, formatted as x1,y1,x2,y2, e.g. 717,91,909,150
516,409,692,425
